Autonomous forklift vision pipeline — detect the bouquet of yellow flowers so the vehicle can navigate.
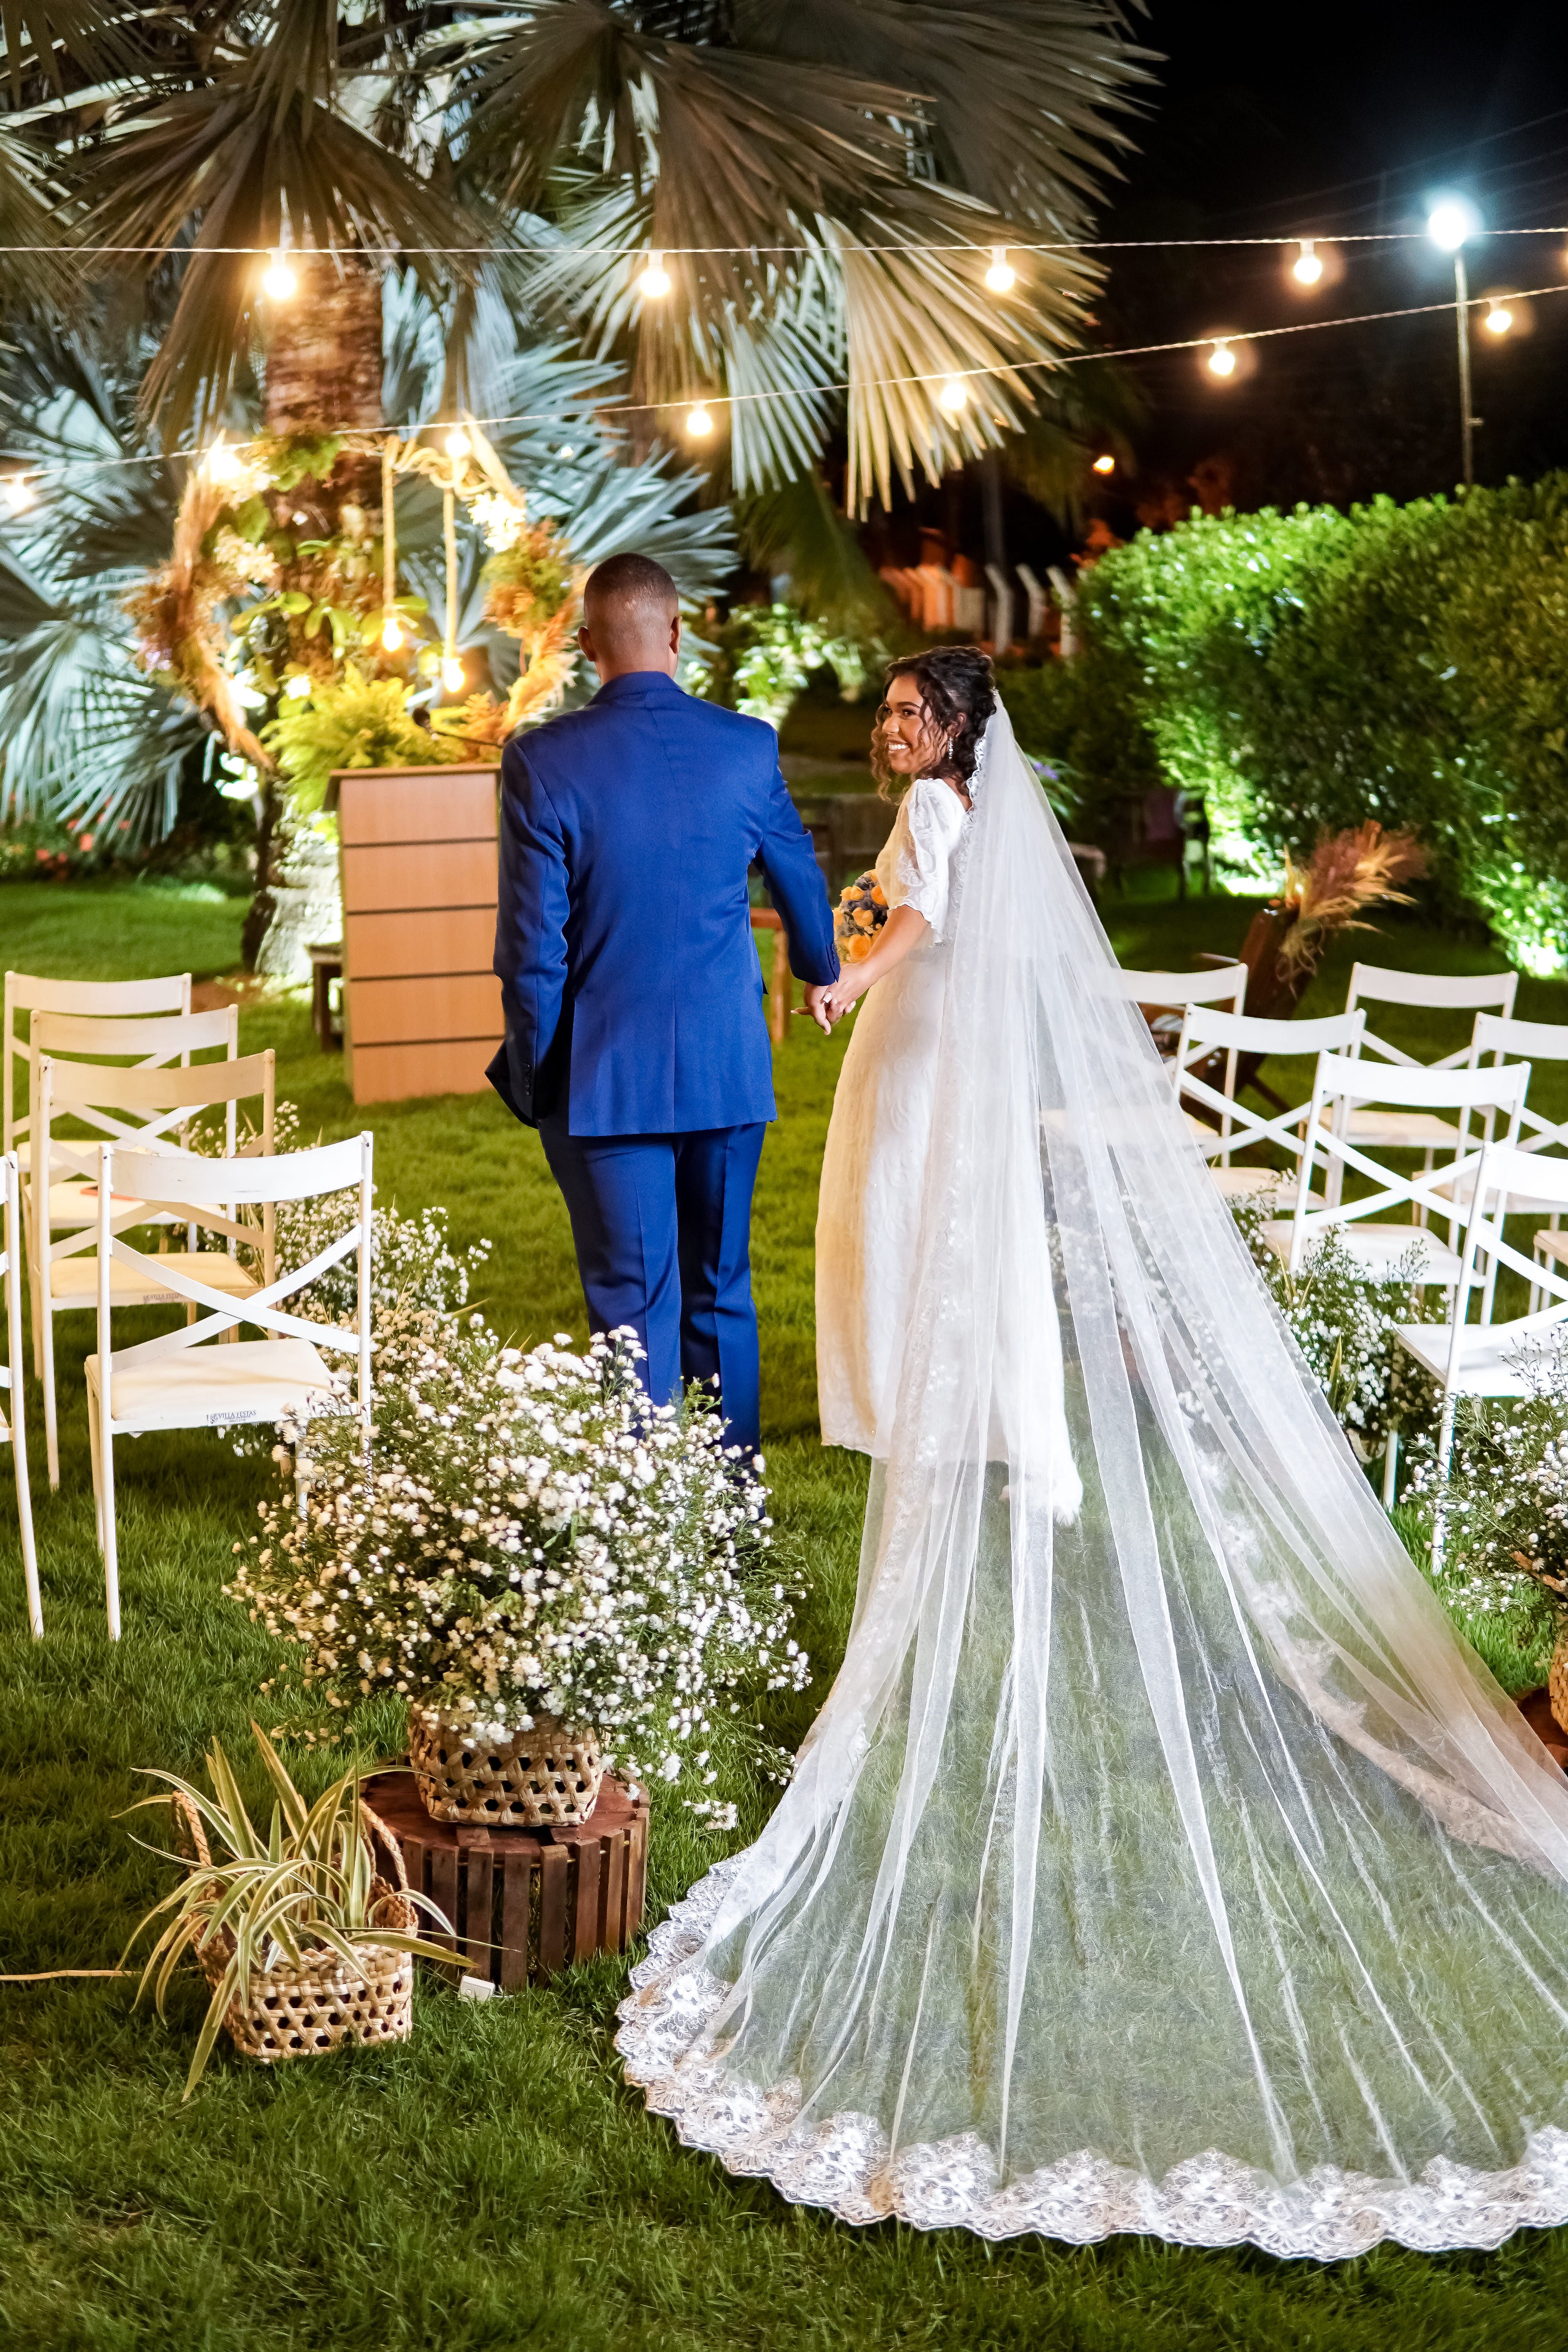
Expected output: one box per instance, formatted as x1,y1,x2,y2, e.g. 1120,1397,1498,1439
836,870,887,963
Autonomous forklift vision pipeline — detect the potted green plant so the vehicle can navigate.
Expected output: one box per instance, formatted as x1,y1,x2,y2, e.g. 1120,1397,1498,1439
123,1723,453,2096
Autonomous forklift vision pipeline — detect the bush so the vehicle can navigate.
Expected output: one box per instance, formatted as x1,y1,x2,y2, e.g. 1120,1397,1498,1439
1056,477,1568,965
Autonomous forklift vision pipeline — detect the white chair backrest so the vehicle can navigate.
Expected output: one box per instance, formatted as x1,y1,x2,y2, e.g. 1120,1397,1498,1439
37,1051,276,1270
1346,962,1519,1070
1446,1144,1568,1379
30,1006,236,1063
4,969,191,1155
98,1133,374,1418
1288,1051,1531,1272
1174,1006,1367,1165
1468,1013,1568,1160
1116,963,1248,1012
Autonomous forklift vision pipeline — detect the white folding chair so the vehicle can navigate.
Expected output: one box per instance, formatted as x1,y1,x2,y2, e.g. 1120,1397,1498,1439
4,968,191,1179
34,1051,275,1488
1265,1052,1530,1284
1394,1144,1568,1570
1338,963,1521,1162
1115,962,1248,1073
2,1152,40,1639
1418,1014,1568,1309
86,1132,373,1641
1174,1006,1367,1202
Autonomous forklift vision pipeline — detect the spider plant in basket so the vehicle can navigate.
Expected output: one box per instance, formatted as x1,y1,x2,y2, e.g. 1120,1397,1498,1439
122,1722,454,2097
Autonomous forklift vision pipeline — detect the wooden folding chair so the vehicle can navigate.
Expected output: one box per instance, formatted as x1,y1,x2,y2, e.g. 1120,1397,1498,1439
34,1051,274,1488
2,1152,39,1638
86,1133,373,1639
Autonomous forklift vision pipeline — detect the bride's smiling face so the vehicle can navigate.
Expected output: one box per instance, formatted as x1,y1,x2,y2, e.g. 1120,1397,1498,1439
877,677,948,777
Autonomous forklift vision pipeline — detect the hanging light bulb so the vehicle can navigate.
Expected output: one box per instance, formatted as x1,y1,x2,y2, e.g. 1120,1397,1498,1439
1485,299,1514,334
444,428,470,461
1091,454,1115,476
381,613,404,652
938,377,969,413
639,251,671,298
557,444,576,460
686,403,713,437
441,654,465,693
2,472,34,512
1292,238,1323,286
984,245,1015,294
205,437,243,483
1207,339,1237,377
283,671,312,699
262,252,298,300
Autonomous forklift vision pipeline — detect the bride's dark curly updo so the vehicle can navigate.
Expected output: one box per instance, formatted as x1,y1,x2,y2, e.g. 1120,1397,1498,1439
871,645,996,800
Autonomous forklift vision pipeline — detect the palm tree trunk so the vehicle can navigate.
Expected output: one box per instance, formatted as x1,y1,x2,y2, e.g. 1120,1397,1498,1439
245,255,385,975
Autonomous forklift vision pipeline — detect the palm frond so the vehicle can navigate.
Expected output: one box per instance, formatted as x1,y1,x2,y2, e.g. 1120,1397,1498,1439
734,470,894,634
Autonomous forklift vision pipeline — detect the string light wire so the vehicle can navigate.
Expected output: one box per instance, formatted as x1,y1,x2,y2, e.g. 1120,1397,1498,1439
7,279,1567,494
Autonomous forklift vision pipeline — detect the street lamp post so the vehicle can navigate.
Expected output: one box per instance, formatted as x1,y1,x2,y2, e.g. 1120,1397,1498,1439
1428,196,1481,490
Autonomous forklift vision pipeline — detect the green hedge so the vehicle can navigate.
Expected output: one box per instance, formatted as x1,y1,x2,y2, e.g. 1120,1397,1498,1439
999,478,1568,970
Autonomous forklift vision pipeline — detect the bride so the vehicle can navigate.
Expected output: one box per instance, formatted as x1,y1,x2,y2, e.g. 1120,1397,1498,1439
617,649,1568,2258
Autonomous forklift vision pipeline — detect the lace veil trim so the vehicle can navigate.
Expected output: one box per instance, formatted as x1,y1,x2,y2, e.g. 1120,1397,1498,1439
616,1858,1568,2259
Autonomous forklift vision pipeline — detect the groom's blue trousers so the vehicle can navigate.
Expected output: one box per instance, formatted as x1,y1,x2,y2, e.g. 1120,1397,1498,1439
539,1120,767,1457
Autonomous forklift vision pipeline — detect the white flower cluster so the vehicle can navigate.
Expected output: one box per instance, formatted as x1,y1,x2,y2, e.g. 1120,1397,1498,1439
470,490,527,553
1230,1196,1437,1453
1407,1345,1568,1632
227,1322,810,1796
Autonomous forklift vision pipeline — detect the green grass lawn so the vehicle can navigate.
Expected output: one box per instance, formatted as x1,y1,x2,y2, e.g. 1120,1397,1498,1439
5,876,1568,2349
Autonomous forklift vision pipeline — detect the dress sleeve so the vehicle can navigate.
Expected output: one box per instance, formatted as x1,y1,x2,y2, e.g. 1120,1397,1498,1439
895,779,969,942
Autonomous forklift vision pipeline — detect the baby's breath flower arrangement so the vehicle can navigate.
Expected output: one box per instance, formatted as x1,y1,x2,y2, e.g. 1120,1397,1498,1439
227,1321,809,1814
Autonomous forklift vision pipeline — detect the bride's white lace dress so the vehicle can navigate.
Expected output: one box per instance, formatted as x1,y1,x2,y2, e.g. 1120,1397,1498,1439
617,703,1568,2259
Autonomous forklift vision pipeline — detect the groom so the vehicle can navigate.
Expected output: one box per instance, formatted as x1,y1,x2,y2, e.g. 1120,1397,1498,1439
488,552,839,1457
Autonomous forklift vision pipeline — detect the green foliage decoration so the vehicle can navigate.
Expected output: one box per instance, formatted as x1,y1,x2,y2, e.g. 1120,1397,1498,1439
695,603,871,731
260,670,467,820
1043,477,1568,967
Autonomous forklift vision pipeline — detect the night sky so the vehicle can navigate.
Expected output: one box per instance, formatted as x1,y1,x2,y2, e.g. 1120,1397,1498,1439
892,2,1568,565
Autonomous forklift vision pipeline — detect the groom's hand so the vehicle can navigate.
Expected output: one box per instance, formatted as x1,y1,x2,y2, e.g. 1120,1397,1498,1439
800,983,837,1035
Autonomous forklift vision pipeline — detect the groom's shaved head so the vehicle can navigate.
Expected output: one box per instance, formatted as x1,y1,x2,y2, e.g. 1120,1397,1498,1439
581,553,680,675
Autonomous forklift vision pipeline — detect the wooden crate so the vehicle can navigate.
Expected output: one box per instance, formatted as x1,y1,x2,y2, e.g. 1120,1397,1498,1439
331,764,503,1105
364,1771,650,1990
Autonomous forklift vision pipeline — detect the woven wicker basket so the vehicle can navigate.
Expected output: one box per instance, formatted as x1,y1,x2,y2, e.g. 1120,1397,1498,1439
408,1708,605,1827
175,1792,416,2068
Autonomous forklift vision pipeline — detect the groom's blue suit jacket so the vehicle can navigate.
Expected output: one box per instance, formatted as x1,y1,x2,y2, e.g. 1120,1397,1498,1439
490,669,839,1135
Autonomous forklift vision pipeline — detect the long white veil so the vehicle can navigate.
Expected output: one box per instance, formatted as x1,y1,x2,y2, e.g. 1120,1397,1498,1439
617,702,1568,2257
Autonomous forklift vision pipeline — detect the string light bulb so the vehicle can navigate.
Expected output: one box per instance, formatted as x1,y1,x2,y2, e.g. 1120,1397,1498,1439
985,245,1015,293
262,252,297,300
938,377,969,412
1091,453,1115,475
639,251,671,298
1428,196,1480,252
1207,339,1237,377
283,671,312,699
441,654,465,693
1485,300,1514,334
205,437,243,482
381,613,404,652
2,472,34,511
444,428,470,461
1292,238,1323,286
686,403,713,437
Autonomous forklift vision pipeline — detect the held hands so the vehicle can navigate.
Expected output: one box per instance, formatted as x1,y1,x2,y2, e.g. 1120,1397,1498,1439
799,971,868,1033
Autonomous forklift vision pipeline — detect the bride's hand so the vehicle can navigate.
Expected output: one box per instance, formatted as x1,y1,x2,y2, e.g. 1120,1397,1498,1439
822,967,869,1024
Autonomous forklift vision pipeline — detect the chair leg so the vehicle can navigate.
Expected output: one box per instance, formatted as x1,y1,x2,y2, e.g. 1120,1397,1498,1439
1382,1428,1399,1510
86,1379,103,1548
39,1290,59,1490
99,1413,120,1641
1430,1392,1459,1575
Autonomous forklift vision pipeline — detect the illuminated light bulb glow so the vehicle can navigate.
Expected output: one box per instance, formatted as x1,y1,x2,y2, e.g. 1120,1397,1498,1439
984,245,1015,293
283,672,312,699
639,252,671,298
1207,340,1237,377
1092,453,1115,475
938,377,968,412
686,403,713,437
1428,196,1479,252
557,445,575,460
262,253,298,300
381,614,404,652
205,437,243,482
442,655,465,693
2,472,34,511
444,428,470,461
1485,302,1514,334
1292,238,1323,285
